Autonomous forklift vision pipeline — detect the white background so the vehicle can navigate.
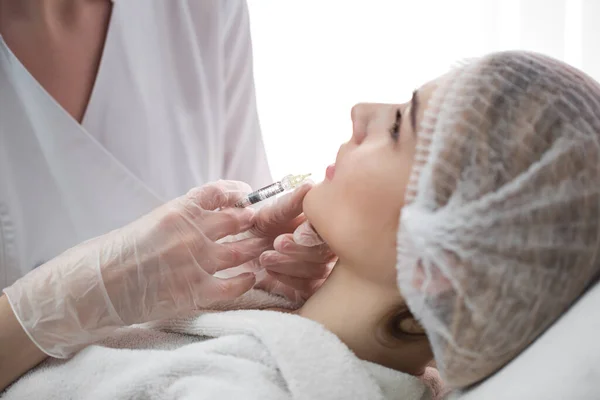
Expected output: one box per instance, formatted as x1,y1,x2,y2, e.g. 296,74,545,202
247,0,600,182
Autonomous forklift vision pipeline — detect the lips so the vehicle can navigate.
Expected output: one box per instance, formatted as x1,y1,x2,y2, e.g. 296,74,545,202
325,164,336,180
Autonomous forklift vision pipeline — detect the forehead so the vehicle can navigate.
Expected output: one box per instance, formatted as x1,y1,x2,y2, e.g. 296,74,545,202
418,73,450,101
412,71,459,126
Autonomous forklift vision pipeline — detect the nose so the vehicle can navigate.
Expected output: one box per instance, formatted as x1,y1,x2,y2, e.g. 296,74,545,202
350,103,382,144
350,103,402,144
351,103,383,134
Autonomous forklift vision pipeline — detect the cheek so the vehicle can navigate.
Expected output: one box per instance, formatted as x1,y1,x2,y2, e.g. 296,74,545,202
302,182,348,255
336,146,403,216
305,148,404,269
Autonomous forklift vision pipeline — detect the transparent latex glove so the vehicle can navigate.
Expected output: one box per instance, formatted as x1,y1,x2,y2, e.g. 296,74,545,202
3,181,271,358
253,183,336,301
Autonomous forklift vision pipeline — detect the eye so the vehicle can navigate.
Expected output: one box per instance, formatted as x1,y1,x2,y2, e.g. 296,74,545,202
389,109,401,142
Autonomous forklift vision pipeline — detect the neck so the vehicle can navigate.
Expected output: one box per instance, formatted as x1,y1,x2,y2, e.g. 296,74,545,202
298,260,413,370
0,0,102,29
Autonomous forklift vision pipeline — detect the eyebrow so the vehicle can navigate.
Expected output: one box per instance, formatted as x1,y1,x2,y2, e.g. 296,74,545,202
410,90,419,131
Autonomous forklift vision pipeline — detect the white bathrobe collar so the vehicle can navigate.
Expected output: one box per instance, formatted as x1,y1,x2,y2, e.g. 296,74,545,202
160,310,430,399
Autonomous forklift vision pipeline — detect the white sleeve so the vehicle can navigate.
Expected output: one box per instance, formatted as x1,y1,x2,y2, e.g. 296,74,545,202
220,1,273,189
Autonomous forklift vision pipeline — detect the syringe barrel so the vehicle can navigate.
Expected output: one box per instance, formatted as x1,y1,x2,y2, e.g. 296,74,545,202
234,181,284,207
233,173,311,208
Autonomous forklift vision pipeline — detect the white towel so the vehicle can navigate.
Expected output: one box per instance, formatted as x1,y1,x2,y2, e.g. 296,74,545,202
2,291,432,400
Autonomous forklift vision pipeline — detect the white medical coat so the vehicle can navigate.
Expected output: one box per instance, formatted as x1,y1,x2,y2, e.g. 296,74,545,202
0,0,272,290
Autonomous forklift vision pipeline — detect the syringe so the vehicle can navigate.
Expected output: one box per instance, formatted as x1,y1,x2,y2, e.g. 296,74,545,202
234,173,312,208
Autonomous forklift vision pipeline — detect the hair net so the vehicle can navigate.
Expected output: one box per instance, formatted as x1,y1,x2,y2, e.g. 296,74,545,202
396,51,600,388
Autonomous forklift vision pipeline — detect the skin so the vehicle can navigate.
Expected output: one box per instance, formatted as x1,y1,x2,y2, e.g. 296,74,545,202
299,79,440,375
0,295,47,392
0,0,113,122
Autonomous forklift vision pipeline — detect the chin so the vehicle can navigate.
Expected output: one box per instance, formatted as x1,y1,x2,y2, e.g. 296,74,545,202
302,183,333,245
302,184,321,231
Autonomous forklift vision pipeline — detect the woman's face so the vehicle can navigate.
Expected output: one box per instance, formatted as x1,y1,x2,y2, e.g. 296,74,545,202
303,79,439,285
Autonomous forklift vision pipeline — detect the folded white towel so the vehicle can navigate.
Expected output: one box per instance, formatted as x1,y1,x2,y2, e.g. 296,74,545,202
2,292,432,400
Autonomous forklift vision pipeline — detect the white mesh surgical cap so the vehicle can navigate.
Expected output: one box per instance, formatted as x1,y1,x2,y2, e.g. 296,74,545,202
396,51,600,388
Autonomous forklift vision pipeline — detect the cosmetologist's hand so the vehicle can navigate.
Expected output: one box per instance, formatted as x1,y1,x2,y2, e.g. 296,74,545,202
252,183,337,301
3,180,271,358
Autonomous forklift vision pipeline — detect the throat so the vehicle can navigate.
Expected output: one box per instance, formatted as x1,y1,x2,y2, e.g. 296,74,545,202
298,262,402,360
0,0,113,123
296,261,433,376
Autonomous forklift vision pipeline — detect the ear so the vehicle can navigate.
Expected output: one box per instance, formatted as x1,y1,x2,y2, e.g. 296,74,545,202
411,254,456,295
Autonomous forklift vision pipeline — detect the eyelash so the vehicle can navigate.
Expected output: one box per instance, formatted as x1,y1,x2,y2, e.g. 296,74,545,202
389,109,402,141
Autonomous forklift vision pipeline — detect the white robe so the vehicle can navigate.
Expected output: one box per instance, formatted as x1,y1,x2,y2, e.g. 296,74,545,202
2,303,433,400
0,0,271,291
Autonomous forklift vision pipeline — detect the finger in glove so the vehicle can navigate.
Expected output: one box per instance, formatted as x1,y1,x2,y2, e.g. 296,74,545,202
265,270,325,297
200,272,257,302
259,251,332,279
272,234,334,263
292,220,325,247
252,182,313,237
186,180,252,210
212,237,272,272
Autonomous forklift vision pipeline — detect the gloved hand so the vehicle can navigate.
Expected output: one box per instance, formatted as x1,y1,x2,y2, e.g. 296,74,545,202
252,183,336,301
3,181,271,358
